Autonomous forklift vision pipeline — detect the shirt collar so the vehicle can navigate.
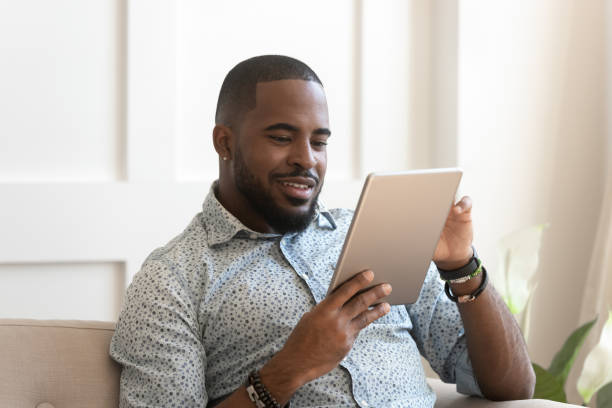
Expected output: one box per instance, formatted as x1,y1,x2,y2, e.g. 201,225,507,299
202,182,337,246
316,202,337,229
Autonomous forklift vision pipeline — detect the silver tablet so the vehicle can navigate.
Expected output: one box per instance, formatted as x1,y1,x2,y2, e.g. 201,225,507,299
327,168,463,305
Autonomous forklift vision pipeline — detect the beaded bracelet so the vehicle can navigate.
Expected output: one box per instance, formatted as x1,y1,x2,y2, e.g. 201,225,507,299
246,370,290,408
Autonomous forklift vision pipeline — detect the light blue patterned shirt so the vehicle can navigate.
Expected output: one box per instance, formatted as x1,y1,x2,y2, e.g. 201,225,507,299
110,185,482,407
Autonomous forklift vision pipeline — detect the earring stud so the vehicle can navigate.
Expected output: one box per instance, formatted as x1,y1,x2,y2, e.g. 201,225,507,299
222,156,228,161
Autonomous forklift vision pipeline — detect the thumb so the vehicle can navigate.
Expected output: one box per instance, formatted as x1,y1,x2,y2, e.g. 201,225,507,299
454,196,473,214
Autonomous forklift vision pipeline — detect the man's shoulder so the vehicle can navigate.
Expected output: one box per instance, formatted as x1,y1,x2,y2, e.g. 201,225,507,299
142,212,210,271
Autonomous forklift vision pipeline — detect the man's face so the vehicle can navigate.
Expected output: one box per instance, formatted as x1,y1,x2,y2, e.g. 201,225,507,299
232,79,329,234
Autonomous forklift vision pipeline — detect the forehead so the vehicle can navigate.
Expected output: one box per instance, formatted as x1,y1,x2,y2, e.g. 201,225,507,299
244,79,329,127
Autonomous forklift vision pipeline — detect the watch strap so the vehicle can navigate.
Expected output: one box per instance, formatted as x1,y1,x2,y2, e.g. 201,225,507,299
437,246,480,281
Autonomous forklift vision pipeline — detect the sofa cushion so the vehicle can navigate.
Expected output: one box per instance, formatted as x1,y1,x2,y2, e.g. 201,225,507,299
0,319,119,408
0,319,578,407
428,378,578,407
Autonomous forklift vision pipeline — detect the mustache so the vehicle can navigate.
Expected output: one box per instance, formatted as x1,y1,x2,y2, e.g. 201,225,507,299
273,169,320,185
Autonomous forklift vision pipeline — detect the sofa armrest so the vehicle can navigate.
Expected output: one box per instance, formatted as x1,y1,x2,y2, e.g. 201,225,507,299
0,319,120,408
427,378,579,407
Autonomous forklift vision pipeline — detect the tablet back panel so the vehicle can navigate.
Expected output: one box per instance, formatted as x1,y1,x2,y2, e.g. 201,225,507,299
327,169,463,305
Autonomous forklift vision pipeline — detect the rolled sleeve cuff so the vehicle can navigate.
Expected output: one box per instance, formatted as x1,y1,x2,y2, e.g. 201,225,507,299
455,346,483,397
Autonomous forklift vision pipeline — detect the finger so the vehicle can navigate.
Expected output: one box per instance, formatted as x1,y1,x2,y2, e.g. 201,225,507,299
343,283,392,319
454,196,473,214
325,270,374,310
351,302,391,330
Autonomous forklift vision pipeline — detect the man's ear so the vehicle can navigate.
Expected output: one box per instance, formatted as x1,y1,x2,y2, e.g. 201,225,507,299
212,124,234,161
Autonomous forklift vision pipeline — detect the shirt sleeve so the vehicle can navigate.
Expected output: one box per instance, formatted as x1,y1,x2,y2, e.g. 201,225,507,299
110,258,208,407
405,262,483,397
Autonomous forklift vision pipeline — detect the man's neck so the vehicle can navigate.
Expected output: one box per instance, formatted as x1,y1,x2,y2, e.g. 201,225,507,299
214,180,277,234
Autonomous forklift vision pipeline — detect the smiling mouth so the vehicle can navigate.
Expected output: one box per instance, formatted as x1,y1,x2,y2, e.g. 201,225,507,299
280,181,310,190
276,179,316,202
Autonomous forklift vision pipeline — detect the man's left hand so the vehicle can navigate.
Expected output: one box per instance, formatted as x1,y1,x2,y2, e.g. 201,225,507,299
433,196,474,270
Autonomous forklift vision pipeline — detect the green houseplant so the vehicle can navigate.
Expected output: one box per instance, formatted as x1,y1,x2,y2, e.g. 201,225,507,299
496,225,612,407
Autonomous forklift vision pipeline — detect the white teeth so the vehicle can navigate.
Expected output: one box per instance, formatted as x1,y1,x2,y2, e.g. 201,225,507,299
281,181,309,189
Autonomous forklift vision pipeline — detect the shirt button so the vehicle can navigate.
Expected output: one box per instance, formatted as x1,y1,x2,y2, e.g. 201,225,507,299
249,233,257,239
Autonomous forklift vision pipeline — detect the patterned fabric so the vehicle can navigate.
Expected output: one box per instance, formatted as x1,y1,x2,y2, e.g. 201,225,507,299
110,185,482,408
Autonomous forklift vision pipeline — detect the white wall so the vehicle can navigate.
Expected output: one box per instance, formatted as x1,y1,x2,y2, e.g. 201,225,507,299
1,5,609,401
0,0,418,321
0,1,123,182
176,0,355,181
455,1,608,402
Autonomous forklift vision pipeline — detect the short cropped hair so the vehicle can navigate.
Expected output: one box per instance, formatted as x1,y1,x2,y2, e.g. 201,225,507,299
215,55,323,128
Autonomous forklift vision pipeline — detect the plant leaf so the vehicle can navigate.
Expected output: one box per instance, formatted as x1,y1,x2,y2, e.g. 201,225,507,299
548,317,598,386
516,284,537,343
496,223,548,315
533,363,567,402
596,381,612,408
577,311,612,403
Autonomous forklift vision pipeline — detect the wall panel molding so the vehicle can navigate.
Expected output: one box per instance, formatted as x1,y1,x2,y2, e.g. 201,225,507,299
0,0,421,321
0,262,125,321
0,0,125,182
126,0,177,181
360,0,412,175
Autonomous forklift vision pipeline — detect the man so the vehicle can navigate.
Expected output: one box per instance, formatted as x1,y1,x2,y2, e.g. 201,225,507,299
110,55,535,407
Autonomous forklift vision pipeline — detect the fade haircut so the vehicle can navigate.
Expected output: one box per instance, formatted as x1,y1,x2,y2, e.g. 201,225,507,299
215,55,323,128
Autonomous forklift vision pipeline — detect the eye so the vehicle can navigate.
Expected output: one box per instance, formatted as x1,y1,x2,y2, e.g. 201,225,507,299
312,140,328,148
269,135,291,143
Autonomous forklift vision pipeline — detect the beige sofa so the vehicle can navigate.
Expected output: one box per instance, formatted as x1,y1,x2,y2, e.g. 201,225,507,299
0,319,576,408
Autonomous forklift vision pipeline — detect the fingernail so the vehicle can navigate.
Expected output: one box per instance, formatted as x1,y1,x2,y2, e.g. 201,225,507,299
364,270,374,281
383,303,391,313
382,283,392,294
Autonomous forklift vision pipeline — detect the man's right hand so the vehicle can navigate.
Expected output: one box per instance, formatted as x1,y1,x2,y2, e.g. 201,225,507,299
259,270,392,404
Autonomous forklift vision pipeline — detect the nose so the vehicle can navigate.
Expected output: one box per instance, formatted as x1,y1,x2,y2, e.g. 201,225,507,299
288,138,317,169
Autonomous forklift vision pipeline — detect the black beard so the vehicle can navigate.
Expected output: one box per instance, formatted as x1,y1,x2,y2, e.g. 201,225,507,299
233,148,321,234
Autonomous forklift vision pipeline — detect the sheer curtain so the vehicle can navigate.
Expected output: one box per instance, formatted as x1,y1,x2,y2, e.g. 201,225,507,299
567,162,612,405
568,4,612,402
580,172,612,334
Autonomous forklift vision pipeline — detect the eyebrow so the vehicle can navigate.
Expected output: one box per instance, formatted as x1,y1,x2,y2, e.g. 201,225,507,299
264,123,332,137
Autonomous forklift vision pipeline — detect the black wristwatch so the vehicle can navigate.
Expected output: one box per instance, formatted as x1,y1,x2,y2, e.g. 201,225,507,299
437,246,479,281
